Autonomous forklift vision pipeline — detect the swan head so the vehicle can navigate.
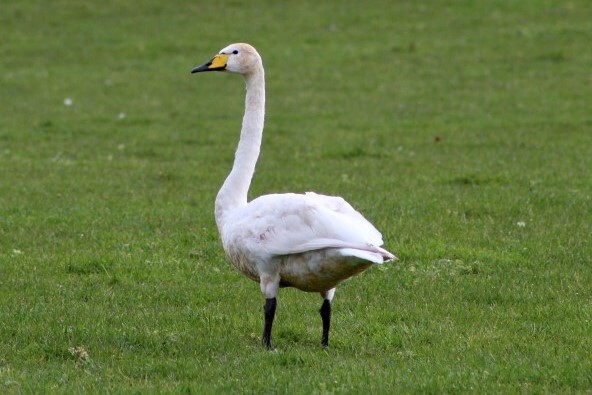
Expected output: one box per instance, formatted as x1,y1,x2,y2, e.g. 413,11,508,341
191,43,262,76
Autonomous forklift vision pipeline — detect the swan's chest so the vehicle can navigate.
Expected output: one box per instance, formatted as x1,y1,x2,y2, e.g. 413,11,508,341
223,242,261,282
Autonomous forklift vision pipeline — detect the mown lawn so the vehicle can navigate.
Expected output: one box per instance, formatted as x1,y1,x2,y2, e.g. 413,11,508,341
1,0,591,393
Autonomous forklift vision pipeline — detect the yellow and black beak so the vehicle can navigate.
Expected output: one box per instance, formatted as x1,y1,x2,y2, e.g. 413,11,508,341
191,54,229,73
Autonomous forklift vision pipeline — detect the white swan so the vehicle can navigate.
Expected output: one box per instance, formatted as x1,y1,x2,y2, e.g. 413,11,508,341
192,43,395,348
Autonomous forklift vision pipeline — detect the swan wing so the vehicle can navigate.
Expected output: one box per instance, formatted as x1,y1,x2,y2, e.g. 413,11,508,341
228,192,394,263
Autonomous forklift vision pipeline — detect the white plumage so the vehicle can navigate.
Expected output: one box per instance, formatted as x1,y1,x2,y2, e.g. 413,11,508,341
192,43,395,348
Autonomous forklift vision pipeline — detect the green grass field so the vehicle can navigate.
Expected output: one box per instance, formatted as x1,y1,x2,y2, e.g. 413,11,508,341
2,0,591,393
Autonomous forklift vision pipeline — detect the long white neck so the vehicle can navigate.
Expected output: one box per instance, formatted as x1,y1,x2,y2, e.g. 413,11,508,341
215,67,265,229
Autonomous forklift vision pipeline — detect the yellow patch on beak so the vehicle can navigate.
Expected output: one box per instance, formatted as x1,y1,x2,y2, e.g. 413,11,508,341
210,54,229,69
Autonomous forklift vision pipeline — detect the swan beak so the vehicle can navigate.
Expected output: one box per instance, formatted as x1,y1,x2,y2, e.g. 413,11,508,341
191,54,229,73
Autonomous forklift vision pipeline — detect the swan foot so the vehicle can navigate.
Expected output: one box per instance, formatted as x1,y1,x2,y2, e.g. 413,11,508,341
320,299,332,347
262,297,277,349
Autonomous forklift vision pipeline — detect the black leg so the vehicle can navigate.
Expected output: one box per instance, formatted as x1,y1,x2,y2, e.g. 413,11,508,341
320,299,331,347
262,297,277,349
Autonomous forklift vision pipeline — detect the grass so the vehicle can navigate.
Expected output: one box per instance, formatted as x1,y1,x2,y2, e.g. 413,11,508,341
1,0,592,393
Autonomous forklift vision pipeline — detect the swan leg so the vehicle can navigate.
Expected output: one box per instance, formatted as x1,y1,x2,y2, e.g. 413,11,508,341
262,297,277,348
260,274,279,348
320,288,335,347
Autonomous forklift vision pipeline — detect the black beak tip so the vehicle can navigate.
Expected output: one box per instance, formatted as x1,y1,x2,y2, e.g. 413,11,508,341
191,62,213,74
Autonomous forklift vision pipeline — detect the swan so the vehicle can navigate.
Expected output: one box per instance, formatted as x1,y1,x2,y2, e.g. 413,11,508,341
191,43,395,348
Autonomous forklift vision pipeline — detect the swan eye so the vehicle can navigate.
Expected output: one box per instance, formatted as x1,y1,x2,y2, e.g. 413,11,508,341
232,50,239,54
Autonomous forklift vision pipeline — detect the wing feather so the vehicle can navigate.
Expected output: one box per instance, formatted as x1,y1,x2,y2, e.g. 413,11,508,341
226,192,394,262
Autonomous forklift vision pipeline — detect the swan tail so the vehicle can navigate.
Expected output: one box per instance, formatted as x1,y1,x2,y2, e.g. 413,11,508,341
338,246,397,264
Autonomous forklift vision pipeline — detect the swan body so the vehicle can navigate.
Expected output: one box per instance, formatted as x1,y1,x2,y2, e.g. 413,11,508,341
220,191,393,290
192,43,395,348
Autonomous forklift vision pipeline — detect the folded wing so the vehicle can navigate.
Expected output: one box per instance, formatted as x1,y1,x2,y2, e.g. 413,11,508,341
233,192,395,263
